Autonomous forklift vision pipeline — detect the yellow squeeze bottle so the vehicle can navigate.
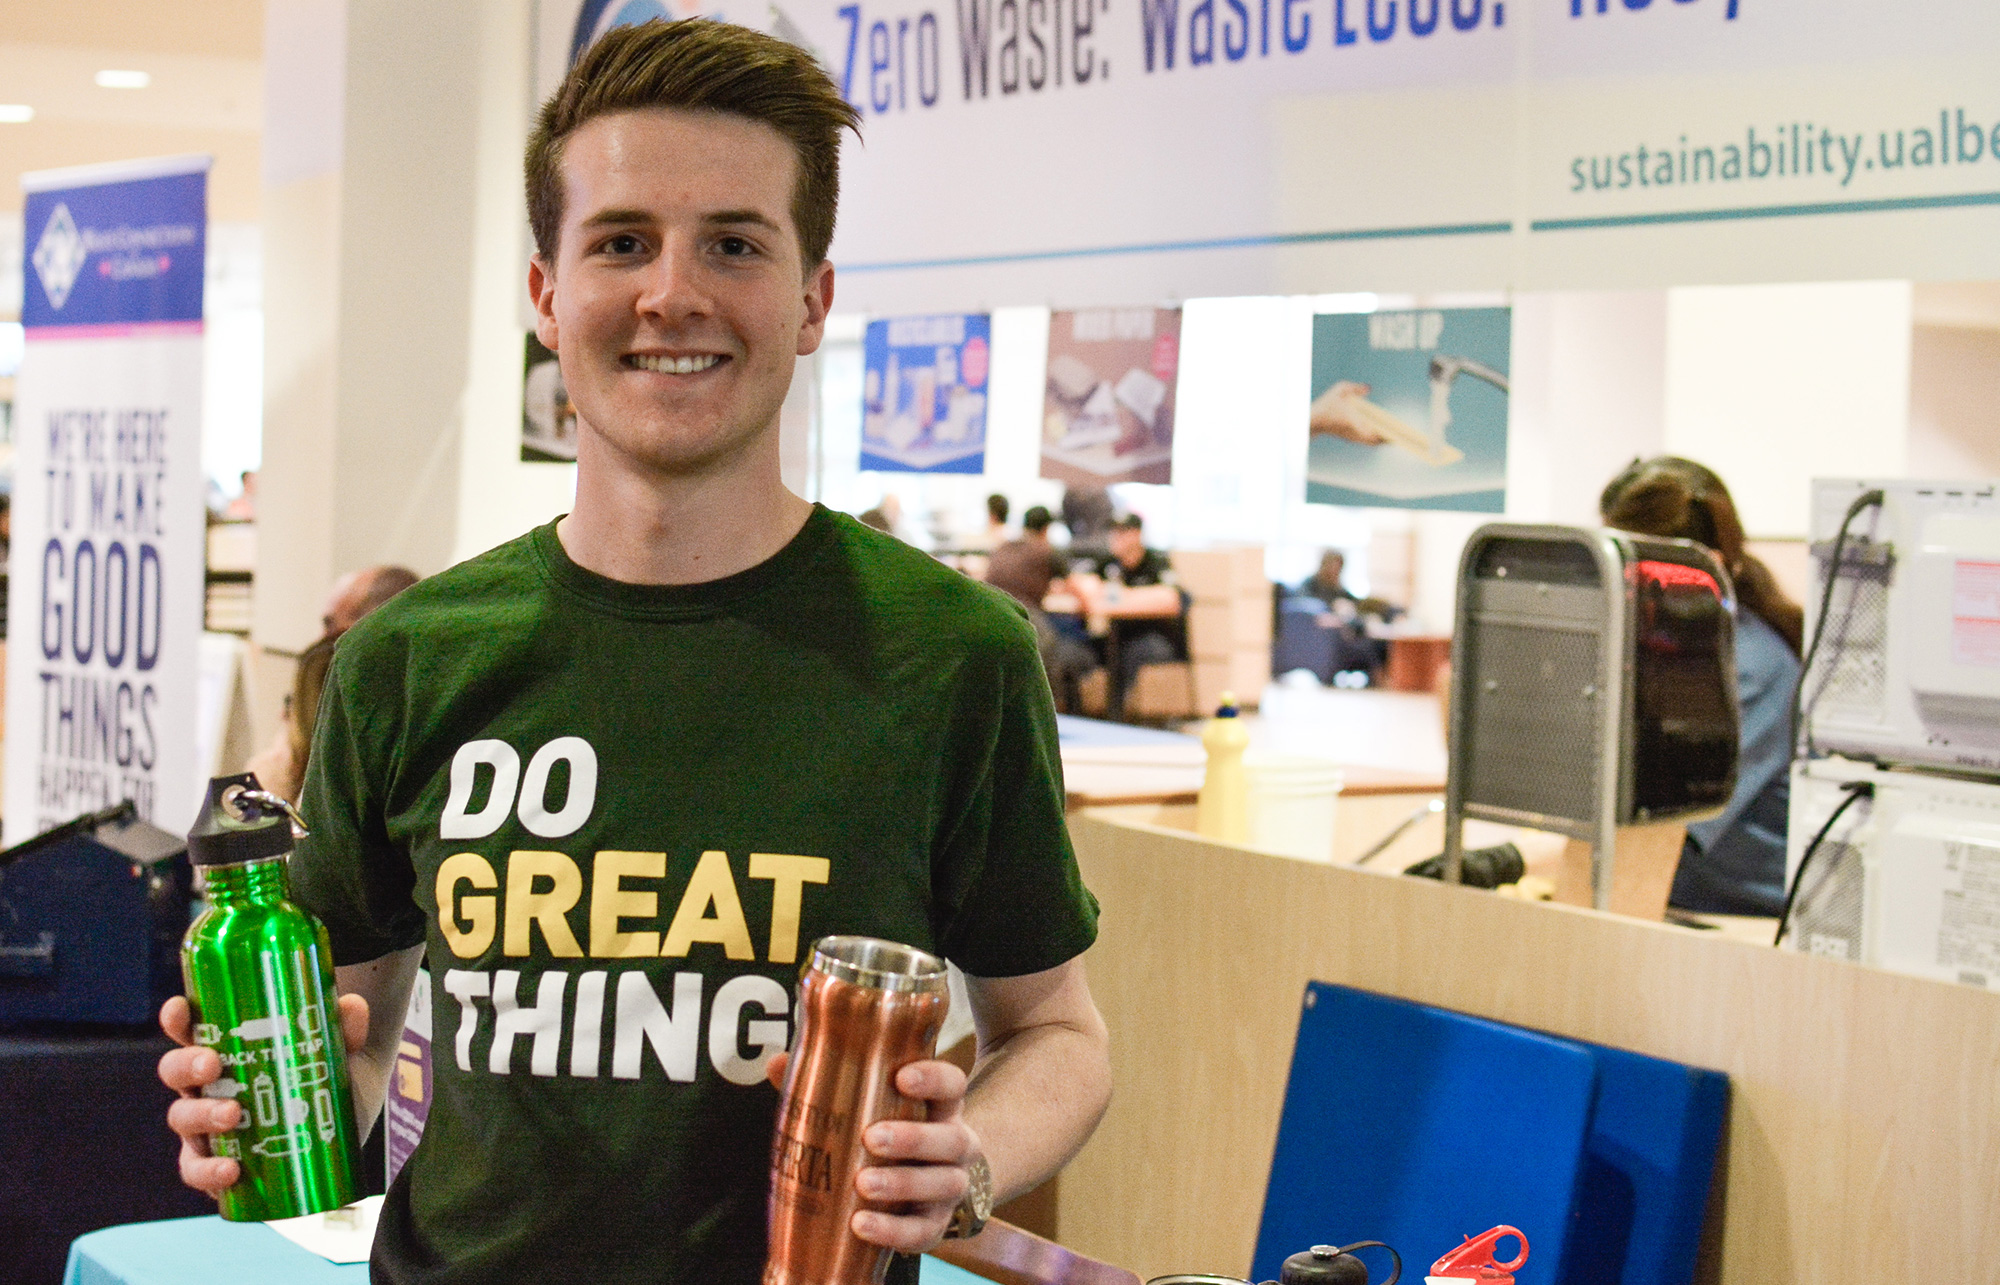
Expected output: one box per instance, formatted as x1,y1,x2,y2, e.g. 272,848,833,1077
1196,692,1251,843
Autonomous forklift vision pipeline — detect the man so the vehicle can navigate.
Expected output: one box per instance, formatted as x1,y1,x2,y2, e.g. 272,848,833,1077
1295,550,1389,678
1094,513,1173,591
322,565,422,637
985,505,1071,614
160,20,1110,1285
974,492,1009,550
1085,514,1183,713
985,506,1095,710
1301,551,1354,608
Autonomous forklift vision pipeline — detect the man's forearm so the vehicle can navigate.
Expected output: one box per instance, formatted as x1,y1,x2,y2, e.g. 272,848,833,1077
961,1000,1112,1203
336,945,425,1133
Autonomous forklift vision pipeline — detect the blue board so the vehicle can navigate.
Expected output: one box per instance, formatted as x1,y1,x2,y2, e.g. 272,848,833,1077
1556,1044,1728,1285
1252,983,1598,1285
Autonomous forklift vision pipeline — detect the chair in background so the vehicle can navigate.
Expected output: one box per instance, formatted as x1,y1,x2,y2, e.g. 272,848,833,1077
1121,612,1198,723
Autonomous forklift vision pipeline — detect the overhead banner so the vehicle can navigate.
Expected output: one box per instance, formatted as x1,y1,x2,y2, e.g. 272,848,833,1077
533,2,2000,310
779,0,2000,309
1305,306,1510,512
860,313,991,473
4,156,211,843
1042,307,1180,486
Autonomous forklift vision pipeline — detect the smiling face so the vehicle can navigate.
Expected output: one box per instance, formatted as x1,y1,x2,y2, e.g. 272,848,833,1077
529,108,834,479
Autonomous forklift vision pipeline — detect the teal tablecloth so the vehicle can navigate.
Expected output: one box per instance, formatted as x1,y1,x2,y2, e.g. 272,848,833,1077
66,1215,993,1285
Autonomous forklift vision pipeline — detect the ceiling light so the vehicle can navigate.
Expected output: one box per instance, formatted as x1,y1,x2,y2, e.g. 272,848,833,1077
95,69,151,89
0,104,34,123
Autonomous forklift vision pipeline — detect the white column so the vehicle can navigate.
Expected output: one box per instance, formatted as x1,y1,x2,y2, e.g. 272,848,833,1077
1664,281,1912,538
258,0,569,648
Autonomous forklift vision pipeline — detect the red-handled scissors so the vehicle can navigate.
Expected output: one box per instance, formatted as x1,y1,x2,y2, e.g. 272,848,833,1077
1427,1226,1529,1283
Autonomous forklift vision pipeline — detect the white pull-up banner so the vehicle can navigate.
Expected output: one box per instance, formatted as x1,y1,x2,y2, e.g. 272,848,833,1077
4,156,211,843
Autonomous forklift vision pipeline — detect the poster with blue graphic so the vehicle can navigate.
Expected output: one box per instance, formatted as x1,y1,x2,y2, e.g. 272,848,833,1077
1305,308,1511,512
860,313,991,473
4,156,211,842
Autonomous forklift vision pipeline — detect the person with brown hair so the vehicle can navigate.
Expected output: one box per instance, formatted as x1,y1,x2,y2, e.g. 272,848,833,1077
1601,456,1803,916
240,634,338,804
160,19,1108,1285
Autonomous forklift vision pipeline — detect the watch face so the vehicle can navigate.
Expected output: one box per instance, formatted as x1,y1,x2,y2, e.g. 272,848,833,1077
969,1154,993,1217
949,1154,993,1238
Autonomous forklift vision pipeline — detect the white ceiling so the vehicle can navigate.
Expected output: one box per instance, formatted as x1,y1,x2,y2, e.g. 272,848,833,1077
0,0,264,221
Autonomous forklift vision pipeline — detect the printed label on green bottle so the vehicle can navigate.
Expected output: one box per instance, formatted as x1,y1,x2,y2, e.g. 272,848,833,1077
195,964,340,1165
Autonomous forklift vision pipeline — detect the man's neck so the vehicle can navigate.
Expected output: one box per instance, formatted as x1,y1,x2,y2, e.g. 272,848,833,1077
558,430,813,586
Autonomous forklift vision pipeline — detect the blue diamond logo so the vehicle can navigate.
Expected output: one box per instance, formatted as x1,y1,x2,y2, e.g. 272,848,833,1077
32,203,88,310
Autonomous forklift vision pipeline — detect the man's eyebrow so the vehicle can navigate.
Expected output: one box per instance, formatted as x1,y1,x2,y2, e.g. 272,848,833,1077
704,208,783,231
577,207,654,230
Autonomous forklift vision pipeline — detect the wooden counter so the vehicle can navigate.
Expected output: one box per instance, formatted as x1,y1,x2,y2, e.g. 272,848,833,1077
1056,808,2000,1283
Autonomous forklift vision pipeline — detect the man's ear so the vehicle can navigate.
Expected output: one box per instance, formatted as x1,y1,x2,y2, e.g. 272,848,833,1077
528,255,559,351
796,259,836,357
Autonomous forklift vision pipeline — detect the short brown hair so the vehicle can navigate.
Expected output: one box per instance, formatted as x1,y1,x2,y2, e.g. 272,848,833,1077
526,19,860,272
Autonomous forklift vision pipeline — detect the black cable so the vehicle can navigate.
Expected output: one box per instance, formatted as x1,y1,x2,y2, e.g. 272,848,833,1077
1791,489,1885,757
1774,778,1874,947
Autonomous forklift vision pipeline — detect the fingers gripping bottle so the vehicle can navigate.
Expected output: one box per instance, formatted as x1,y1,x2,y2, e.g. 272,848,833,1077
181,774,362,1220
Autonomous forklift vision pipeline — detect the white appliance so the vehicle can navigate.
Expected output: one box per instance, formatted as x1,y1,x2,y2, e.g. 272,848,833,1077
1803,478,2000,774
1787,757,2000,991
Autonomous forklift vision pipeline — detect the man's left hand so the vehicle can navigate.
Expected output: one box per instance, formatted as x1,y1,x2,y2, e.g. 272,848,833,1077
764,1053,980,1254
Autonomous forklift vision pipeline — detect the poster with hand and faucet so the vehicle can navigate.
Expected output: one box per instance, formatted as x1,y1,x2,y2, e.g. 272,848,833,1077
1305,307,1511,512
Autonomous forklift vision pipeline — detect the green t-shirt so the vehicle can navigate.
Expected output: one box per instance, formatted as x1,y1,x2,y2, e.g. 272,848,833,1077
291,507,1098,1285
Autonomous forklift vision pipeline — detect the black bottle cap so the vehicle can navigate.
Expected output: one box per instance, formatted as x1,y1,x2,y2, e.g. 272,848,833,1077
187,773,301,866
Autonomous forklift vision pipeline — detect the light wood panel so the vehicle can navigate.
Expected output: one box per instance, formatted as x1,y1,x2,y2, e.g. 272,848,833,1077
1058,810,2000,1283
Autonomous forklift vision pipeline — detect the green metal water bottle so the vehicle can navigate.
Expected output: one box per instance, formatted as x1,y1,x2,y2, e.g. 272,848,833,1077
181,773,362,1221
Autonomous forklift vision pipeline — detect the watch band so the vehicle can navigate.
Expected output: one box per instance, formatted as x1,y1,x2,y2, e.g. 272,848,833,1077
944,1152,993,1240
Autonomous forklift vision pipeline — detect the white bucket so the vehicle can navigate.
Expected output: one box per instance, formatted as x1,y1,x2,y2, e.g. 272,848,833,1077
1243,751,1344,863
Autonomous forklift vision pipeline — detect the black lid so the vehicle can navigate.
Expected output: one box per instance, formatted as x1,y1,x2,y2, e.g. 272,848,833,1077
187,774,304,866
1280,1244,1399,1285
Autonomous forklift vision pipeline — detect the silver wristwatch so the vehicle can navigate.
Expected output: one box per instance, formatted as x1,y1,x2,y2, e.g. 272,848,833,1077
943,1153,993,1239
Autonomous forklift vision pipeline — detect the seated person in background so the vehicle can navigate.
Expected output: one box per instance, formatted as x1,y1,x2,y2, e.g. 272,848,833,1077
1092,513,1173,590
1601,456,1803,917
322,564,421,637
987,506,1097,710
1303,549,1357,607
1294,550,1395,677
246,565,422,800
973,492,1010,551
1085,514,1184,708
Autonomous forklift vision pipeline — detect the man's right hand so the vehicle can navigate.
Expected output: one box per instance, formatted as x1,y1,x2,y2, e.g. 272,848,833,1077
158,992,370,1197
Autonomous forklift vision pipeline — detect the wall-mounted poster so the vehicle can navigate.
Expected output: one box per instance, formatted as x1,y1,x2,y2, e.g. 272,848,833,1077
1306,308,1512,513
861,313,990,473
1041,307,1179,487
522,332,577,462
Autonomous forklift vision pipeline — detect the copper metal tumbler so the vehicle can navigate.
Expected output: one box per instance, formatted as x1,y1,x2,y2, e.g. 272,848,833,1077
765,936,951,1285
